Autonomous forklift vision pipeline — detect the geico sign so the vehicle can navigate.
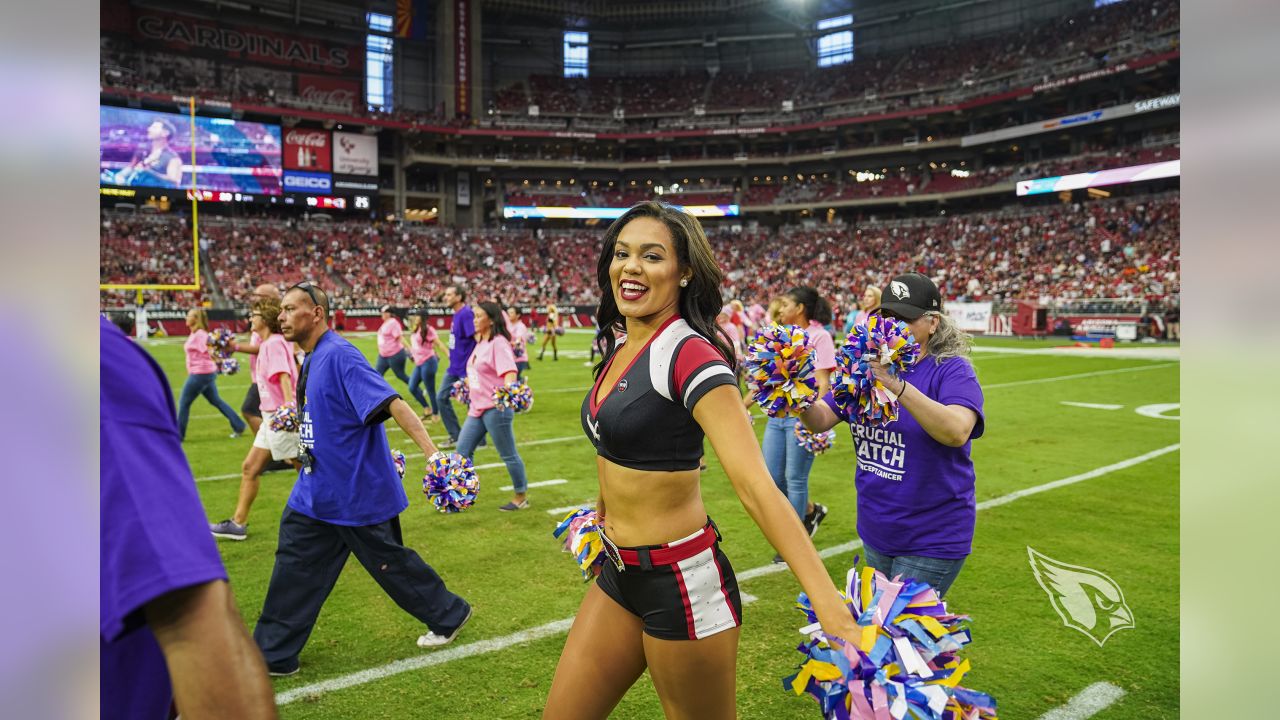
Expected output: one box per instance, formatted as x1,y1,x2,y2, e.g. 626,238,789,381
284,174,331,190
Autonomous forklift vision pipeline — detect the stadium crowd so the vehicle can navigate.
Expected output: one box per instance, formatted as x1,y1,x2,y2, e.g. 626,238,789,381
101,192,1179,319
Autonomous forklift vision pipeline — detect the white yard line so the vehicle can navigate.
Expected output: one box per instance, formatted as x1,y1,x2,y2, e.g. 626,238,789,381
1036,682,1127,720
546,502,594,515
501,479,567,491
984,363,1176,389
1060,402,1124,410
274,443,1179,705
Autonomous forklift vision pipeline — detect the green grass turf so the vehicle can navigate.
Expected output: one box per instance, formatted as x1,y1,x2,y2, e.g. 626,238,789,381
149,331,1178,719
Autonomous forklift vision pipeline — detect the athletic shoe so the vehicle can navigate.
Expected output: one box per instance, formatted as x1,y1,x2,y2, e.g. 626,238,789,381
229,430,245,439
210,519,248,541
803,503,829,539
417,605,473,648
498,499,530,511
772,553,786,564
438,438,456,449
267,660,299,677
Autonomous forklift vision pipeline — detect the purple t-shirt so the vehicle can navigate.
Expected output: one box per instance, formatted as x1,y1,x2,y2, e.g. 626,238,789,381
100,317,229,720
823,354,985,559
447,304,476,373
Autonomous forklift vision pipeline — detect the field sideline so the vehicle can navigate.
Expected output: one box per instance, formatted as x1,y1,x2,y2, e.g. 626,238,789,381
146,332,1179,719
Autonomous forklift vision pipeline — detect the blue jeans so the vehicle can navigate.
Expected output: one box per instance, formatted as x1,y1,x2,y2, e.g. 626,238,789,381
436,371,465,441
861,543,967,598
515,360,529,380
408,357,440,414
376,349,411,385
761,416,815,520
177,372,246,440
456,407,528,494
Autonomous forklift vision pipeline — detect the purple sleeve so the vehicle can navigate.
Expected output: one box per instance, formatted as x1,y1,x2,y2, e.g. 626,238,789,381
340,345,400,424
935,358,985,439
821,390,850,423
101,326,227,642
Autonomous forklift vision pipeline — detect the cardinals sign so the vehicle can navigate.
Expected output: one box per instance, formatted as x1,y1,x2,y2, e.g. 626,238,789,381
1027,547,1135,646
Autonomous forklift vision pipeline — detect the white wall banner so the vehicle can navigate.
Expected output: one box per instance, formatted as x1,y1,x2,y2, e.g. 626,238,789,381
332,131,377,176
456,170,471,207
962,94,1180,147
947,302,993,333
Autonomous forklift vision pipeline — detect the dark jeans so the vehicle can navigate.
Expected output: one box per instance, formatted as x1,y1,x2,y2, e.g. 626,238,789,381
253,507,471,669
409,356,440,414
456,407,528,493
376,349,412,385
436,371,465,441
861,543,967,598
176,372,245,440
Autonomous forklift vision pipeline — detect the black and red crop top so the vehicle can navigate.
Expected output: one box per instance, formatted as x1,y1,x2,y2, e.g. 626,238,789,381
581,316,738,471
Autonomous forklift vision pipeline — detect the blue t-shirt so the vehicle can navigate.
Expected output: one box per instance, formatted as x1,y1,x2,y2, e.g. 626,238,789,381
100,317,228,720
447,304,477,373
291,330,405,526
823,354,985,559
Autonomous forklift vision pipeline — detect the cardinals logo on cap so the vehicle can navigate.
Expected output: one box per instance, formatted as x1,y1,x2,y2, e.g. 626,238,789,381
1028,547,1134,646
890,280,911,300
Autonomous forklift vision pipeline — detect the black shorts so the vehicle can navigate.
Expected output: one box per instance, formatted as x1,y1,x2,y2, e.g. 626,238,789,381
596,520,742,641
241,383,262,417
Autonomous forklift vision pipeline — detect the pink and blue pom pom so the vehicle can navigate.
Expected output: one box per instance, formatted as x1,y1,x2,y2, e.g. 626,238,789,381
269,402,300,432
391,449,407,479
449,379,471,406
552,507,606,582
422,451,479,513
744,325,819,418
207,327,236,355
830,314,921,428
494,381,534,413
783,560,998,720
219,357,240,375
794,424,836,455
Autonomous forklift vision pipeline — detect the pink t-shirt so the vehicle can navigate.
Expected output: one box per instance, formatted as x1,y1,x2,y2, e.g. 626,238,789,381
377,317,404,358
247,330,261,376
255,333,299,413
410,326,438,365
808,320,837,371
509,321,531,362
184,329,217,375
466,335,518,418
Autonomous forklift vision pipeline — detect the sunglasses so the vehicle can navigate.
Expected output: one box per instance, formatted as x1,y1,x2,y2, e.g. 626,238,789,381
288,280,323,308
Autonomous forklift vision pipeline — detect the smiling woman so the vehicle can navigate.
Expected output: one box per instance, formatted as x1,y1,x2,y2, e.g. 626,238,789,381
542,202,862,720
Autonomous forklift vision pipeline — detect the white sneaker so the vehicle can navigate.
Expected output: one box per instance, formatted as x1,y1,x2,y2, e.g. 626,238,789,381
417,606,472,648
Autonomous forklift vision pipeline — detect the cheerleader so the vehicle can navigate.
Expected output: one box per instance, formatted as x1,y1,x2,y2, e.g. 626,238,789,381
542,202,858,720
537,301,560,361
210,299,299,541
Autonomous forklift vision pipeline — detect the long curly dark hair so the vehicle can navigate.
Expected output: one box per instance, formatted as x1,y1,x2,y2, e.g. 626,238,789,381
593,202,737,377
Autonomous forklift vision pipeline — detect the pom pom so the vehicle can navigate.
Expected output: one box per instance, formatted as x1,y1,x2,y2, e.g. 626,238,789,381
782,560,998,720
391,449,407,479
493,381,534,413
219,357,240,376
422,451,479,513
207,328,237,356
555,327,565,336
449,379,471,406
269,402,300,432
830,314,921,428
794,424,836,455
744,325,819,418
552,507,606,582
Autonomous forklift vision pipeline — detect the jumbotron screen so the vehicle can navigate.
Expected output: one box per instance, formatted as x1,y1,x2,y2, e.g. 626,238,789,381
99,106,283,195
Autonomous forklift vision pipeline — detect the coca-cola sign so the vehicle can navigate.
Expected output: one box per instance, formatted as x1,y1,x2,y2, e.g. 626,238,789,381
296,74,359,112
283,129,331,172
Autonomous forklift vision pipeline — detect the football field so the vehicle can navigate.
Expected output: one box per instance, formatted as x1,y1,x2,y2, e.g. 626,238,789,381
146,331,1179,719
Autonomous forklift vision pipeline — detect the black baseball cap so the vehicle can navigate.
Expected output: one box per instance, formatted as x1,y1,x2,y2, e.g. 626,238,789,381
879,272,941,320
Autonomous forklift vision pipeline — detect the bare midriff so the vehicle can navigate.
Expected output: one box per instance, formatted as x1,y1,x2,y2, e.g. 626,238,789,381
597,455,709,548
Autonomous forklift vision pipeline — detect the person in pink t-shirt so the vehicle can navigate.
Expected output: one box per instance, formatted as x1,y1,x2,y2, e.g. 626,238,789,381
176,308,246,442
375,305,412,386
408,314,446,421
505,306,533,379
456,302,530,511
210,299,300,541
758,286,836,561
230,283,283,436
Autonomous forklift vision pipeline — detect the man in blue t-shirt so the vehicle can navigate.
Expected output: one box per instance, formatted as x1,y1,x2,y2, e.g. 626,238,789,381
435,283,476,446
101,317,276,719
253,282,472,676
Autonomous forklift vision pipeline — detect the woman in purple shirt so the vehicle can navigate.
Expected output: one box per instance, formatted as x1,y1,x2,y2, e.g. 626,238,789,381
800,272,985,597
